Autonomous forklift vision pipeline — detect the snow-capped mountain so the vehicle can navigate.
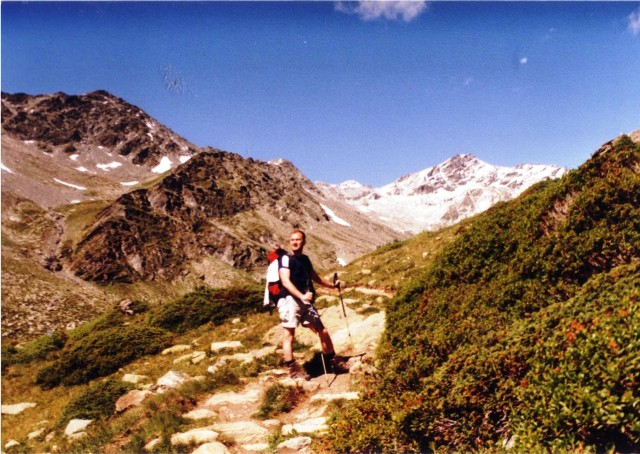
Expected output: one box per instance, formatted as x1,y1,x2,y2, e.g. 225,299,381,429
317,154,567,233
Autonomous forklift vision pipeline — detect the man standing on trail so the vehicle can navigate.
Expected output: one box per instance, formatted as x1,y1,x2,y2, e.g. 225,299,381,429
278,229,349,380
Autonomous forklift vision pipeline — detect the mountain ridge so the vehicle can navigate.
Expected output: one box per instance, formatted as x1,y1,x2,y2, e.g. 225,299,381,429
318,153,568,233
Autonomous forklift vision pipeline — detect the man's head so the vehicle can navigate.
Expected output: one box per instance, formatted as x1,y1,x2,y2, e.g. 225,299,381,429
289,229,306,254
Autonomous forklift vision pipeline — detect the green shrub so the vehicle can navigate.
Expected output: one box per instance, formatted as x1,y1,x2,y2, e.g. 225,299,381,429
511,264,640,452
36,325,172,388
146,285,262,333
68,308,127,341
324,137,640,452
2,329,67,369
60,379,134,423
255,383,304,420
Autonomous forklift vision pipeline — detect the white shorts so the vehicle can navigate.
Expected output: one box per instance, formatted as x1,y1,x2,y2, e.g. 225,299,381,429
277,295,324,331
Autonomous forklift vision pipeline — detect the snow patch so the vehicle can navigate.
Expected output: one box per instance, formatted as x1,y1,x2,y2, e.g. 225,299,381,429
24,140,35,145
147,133,154,140
152,156,173,174
1,163,14,173
69,154,80,161
76,167,89,173
54,178,86,190
320,204,351,227
97,161,122,171
337,257,348,266
179,155,191,164
120,181,139,187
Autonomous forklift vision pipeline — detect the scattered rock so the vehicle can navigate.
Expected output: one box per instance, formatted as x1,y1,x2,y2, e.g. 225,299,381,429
210,340,243,353
192,351,207,364
143,437,162,452
252,345,277,359
183,408,217,420
242,443,270,452
4,440,20,449
156,370,191,391
28,428,46,440
282,417,328,435
212,421,269,444
115,389,153,413
68,432,88,441
170,427,219,446
173,352,195,364
231,318,242,324
261,419,281,429
277,436,312,450
162,344,191,355
2,402,37,415
118,299,134,315
202,388,260,407
122,373,149,384
64,419,93,436
192,441,231,454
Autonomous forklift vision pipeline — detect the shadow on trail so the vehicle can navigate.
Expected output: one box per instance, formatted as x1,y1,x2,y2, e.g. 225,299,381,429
303,352,366,380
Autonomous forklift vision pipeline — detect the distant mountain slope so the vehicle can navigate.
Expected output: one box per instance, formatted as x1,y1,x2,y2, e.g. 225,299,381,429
1,90,401,341
326,133,640,452
67,150,400,283
1,91,198,208
318,154,567,233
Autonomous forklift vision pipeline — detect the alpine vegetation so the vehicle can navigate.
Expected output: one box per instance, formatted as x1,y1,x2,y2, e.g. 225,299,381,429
324,135,640,452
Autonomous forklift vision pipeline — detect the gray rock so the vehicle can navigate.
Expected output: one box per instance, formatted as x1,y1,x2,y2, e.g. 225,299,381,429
64,419,93,436
2,402,37,415
277,436,312,450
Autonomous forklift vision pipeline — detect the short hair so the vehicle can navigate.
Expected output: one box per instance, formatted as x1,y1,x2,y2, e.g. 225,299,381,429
290,229,306,241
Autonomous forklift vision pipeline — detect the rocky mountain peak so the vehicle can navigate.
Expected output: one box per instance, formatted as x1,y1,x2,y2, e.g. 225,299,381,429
1,90,197,167
319,154,568,233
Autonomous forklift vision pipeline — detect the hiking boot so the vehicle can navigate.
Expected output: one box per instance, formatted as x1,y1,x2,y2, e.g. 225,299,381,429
288,361,311,381
329,356,350,375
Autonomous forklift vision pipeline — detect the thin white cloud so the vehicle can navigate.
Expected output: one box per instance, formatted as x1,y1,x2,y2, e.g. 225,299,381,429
629,7,640,35
335,1,428,23
519,57,528,65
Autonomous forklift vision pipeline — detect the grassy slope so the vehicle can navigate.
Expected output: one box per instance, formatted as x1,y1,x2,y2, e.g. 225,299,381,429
325,135,640,452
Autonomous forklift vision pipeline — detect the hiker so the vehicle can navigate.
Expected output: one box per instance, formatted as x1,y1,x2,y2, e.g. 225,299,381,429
277,229,349,379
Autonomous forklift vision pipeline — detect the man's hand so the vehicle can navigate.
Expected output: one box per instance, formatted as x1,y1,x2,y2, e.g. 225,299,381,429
301,291,314,305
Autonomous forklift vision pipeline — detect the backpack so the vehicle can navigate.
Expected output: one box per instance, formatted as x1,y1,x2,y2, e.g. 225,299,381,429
264,247,287,308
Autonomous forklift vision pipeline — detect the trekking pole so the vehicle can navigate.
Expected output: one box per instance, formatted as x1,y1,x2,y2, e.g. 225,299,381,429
334,273,354,351
312,302,330,386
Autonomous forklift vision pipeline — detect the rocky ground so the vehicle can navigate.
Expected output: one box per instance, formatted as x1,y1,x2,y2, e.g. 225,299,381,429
1,288,389,453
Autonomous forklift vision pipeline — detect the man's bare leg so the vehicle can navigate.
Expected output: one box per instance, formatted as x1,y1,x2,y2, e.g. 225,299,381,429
282,327,296,362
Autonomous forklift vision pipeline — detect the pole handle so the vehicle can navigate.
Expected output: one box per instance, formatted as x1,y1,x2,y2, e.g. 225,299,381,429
333,272,340,289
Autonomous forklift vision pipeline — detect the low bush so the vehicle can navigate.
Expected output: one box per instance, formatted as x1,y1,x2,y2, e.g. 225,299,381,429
60,379,134,423
255,383,304,420
2,329,67,370
324,136,640,452
146,285,262,333
511,264,640,451
36,325,172,388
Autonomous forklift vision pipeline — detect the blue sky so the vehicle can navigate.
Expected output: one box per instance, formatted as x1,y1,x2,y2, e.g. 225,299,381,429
2,1,640,186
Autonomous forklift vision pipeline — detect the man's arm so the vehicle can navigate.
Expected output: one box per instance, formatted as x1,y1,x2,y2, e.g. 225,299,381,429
310,269,339,289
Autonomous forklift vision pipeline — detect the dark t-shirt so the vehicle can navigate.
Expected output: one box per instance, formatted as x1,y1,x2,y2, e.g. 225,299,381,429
280,253,315,297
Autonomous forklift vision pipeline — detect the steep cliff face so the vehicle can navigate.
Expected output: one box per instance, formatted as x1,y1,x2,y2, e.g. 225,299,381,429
1,90,196,166
67,150,391,283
